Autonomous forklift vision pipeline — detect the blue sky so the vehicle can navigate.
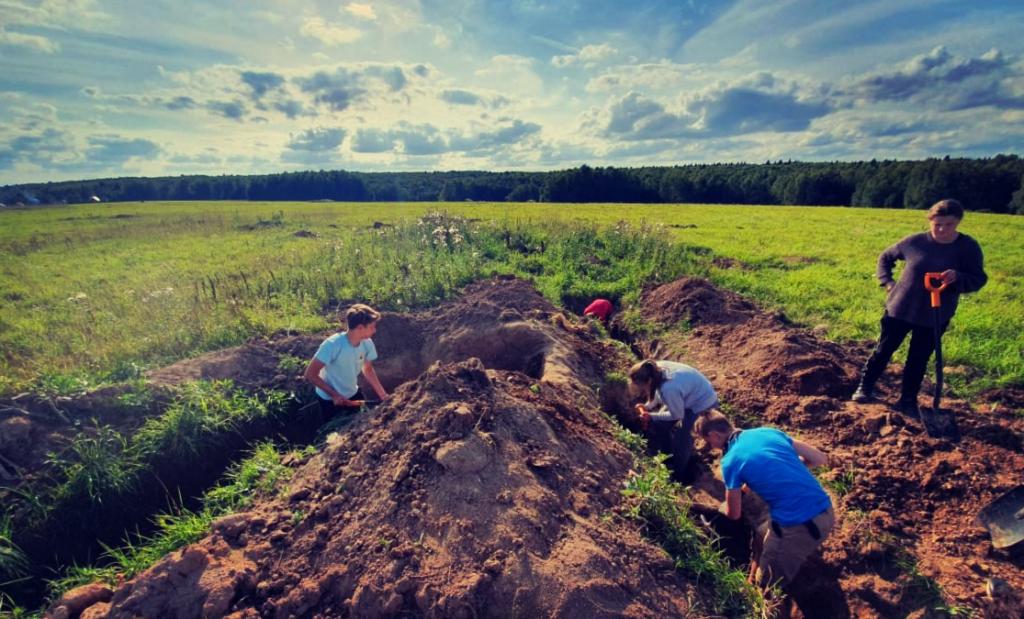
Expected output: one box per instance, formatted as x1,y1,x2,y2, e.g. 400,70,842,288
1,0,1022,183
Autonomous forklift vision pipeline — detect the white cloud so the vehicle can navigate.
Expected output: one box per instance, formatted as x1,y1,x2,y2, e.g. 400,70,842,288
552,43,618,69
344,3,376,21
300,17,363,46
433,28,451,49
0,27,59,53
474,55,544,95
0,0,108,29
585,61,708,95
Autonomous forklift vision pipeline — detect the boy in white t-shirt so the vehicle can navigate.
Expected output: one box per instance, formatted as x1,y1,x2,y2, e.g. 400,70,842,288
304,303,389,419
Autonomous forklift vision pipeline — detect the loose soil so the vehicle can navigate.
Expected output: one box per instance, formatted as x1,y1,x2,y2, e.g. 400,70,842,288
29,276,1024,618
631,277,1024,618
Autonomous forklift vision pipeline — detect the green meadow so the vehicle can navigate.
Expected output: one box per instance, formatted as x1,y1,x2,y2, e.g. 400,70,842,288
2,201,1022,396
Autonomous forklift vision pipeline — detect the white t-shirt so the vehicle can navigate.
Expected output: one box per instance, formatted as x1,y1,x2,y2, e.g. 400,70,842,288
313,333,378,399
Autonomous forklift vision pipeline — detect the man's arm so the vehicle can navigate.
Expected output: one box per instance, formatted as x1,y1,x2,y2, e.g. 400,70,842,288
304,358,359,407
721,488,742,520
793,439,829,468
876,241,903,289
361,361,388,400
955,240,987,294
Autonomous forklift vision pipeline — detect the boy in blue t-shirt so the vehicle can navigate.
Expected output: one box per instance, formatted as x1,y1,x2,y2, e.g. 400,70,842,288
695,410,835,604
304,303,389,419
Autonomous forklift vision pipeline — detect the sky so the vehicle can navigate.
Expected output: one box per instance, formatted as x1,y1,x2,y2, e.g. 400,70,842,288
1,0,1023,184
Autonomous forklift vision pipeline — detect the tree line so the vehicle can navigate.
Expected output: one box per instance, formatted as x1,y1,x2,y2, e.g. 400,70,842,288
3,155,1023,213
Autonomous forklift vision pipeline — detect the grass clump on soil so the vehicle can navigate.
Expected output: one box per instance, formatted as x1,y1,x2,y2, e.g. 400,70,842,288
3,381,294,579
46,424,136,507
130,380,291,460
1,516,29,605
611,420,764,617
48,441,293,600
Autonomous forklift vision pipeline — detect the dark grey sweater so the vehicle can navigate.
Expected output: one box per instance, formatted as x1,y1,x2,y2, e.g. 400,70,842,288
877,232,987,327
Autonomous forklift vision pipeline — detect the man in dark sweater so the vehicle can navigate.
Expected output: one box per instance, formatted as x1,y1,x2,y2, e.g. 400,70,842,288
852,199,987,415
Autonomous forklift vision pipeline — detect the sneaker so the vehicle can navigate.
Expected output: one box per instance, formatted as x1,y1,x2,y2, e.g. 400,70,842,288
851,385,873,403
897,398,920,417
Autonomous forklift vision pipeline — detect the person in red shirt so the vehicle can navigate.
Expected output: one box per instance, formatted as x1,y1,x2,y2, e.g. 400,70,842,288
582,298,613,322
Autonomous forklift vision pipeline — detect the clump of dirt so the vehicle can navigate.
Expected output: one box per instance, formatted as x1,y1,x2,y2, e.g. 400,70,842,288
624,276,1024,618
70,358,698,617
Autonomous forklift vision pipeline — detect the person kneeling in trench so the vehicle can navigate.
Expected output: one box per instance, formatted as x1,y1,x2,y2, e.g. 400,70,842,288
304,303,389,422
628,360,720,481
696,411,834,608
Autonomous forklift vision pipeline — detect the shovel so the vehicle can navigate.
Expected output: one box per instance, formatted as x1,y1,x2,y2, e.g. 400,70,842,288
920,273,959,440
977,486,1024,549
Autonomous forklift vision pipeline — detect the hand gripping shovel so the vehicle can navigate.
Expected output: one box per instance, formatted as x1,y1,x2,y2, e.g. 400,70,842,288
921,273,960,440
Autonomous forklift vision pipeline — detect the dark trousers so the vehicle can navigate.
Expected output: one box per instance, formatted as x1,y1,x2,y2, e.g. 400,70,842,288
860,313,948,402
648,413,696,476
317,389,363,424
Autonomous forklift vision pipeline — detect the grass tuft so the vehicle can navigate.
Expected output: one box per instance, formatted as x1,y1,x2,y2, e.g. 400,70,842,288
47,441,292,600
613,422,764,617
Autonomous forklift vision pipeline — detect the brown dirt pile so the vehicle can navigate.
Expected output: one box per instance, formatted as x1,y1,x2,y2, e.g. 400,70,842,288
637,277,858,402
53,277,710,618
629,276,1024,618
78,358,697,618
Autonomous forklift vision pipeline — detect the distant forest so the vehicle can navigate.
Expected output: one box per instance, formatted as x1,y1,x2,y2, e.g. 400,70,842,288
3,155,1023,213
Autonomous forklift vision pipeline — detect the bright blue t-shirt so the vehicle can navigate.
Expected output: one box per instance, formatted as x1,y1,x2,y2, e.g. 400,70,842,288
721,427,831,527
313,333,378,400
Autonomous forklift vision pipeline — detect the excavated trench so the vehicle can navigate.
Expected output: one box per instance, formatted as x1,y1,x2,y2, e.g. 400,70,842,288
14,275,1024,617
4,278,571,612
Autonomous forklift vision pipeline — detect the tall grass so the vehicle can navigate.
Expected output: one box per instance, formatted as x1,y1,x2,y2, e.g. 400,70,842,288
7,381,293,543
1,208,708,394
611,420,764,617
602,380,775,615
45,425,135,507
2,202,1021,394
130,380,290,460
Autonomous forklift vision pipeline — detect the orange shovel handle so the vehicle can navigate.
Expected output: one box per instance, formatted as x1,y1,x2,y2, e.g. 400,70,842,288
923,272,948,308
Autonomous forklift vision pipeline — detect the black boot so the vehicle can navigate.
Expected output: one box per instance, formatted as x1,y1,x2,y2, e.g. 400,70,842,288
896,396,919,417
851,382,874,403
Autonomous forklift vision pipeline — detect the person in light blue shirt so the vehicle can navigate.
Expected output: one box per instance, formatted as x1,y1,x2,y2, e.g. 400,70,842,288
696,410,834,608
628,359,720,480
304,303,389,420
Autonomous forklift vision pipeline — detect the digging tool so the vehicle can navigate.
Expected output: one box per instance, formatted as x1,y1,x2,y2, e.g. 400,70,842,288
919,273,960,440
977,486,1024,549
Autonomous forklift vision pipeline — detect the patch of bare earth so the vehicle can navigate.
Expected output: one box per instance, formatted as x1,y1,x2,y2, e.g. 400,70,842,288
628,277,1024,618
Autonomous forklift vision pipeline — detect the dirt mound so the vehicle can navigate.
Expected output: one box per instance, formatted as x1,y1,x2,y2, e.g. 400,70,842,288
635,277,857,402
628,276,1024,617
641,276,759,327
80,358,695,618
146,336,322,390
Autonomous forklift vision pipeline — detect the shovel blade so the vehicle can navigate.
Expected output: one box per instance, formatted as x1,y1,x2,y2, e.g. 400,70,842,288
919,407,960,441
978,486,1024,549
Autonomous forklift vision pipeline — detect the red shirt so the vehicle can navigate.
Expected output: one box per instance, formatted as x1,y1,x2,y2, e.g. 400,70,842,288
583,298,613,321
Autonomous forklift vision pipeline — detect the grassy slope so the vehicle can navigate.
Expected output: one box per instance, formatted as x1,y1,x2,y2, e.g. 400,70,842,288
2,201,1021,393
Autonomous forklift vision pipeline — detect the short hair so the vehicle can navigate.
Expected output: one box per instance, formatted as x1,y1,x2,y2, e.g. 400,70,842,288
928,199,964,220
346,303,381,330
694,409,733,437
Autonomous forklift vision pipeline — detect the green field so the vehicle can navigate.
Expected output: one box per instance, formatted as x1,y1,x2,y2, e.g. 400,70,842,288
2,201,1022,396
